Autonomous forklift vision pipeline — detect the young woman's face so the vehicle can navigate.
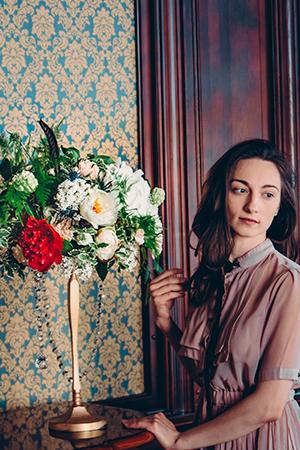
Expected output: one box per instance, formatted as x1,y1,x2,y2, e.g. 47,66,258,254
226,158,281,243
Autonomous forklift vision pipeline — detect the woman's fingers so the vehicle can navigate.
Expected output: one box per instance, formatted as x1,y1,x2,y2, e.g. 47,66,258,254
122,417,153,430
154,292,186,304
152,283,186,297
153,412,177,430
150,268,183,286
122,413,174,431
150,275,188,295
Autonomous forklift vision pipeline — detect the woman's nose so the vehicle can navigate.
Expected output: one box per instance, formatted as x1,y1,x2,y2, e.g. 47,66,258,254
244,194,259,213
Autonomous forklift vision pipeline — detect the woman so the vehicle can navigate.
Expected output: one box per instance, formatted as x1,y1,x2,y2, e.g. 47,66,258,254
123,139,300,449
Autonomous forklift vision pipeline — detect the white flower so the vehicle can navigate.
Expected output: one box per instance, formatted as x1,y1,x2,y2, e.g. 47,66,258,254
116,244,140,271
80,188,119,228
78,160,99,180
58,257,94,281
150,187,165,206
135,228,145,245
12,170,38,193
151,216,163,258
75,263,94,281
105,159,144,188
95,227,119,261
125,178,157,216
56,178,90,210
76,232,94,246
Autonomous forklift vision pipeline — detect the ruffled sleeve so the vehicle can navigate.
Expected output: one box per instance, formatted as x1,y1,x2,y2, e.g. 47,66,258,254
257,269,300,385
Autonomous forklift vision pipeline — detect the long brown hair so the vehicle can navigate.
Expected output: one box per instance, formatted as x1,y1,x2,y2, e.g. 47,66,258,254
189,139,298,306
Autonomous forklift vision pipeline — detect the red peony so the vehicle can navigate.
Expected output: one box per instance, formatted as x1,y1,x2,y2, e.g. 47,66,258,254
18,217,63,272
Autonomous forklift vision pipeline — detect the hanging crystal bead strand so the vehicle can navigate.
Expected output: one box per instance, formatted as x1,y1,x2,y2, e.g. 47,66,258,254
33,270,69,379
43,286,69,379
80,282,104,379
33,271,48,370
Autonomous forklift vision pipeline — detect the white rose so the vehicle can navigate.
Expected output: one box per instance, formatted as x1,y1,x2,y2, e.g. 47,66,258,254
95,227,119,261
104,159,144,187
125,178,155,216
114,159,134,179
76,232,94,246
80,188,119,228
135,228,145,245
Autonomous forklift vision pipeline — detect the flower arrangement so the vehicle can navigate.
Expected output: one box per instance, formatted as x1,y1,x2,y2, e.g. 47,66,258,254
0,120,165,282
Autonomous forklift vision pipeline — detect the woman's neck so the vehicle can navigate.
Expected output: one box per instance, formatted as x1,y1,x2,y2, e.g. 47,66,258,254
229,234,267,261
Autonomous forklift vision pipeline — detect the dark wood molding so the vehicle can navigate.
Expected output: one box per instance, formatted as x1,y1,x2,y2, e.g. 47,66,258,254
102,0,195,416
269,0,300,248
136,0,195,415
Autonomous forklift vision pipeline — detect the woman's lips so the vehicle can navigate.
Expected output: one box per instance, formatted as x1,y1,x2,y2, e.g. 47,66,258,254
239,217,259,224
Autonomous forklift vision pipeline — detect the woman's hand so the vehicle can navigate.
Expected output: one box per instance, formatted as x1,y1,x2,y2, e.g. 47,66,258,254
122,412,181,450
150,269,189,324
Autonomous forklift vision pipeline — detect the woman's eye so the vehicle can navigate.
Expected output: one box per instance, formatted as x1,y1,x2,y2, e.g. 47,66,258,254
263,192,275,199
232,187,247,194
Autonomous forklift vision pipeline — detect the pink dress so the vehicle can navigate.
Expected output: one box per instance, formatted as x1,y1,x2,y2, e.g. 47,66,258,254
179,239,300,449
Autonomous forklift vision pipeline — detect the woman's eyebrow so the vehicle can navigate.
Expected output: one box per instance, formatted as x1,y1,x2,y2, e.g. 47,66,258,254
230,179,280,191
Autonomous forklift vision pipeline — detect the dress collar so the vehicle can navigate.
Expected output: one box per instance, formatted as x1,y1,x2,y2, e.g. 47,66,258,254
231,238,274,271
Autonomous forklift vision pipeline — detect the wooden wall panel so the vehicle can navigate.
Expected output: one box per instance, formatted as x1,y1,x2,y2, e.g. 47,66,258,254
270,0,300,252
131,0,300,417
195,0,270,172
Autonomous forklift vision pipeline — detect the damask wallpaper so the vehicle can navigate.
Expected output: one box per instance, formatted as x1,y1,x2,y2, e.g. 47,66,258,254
0,0,144,411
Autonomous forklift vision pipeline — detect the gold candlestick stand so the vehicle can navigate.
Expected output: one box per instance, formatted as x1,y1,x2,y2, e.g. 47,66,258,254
49,272,107,432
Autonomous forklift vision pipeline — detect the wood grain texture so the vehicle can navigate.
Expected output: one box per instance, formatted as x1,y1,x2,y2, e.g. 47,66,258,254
269,0,300,255
122,0,300,417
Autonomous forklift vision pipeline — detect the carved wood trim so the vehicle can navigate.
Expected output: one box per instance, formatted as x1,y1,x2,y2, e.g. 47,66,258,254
142,0,195,415
270,0,300,250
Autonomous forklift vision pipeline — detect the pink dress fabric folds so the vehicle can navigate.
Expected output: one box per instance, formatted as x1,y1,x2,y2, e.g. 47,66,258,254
179,239,300,449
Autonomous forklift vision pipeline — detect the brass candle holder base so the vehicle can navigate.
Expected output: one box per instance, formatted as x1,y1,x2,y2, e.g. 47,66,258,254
48,274,107,433
49,404,107,432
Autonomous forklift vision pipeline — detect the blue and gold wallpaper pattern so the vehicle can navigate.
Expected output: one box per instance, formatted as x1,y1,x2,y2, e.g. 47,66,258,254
0,0,144,411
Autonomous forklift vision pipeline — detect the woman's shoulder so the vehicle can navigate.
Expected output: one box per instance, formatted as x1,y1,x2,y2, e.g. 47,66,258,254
272,249,300,276
266,251,300,304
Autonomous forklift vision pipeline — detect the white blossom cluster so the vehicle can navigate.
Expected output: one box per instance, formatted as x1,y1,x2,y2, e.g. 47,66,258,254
53,157,165,278
56,178,90,210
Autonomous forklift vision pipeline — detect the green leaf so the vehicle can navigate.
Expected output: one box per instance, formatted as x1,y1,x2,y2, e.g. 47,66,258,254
62,240,73,255
60,146,80,166
107,259,115,269
0,158,12,180
153,258,163,274
95,261,108,281
90,154,115,165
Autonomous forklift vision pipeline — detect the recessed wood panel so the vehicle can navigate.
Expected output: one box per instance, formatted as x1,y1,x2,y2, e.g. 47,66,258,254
196,0,270,173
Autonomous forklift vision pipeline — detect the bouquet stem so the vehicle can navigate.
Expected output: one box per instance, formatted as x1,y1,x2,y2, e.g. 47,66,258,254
48,272,107,432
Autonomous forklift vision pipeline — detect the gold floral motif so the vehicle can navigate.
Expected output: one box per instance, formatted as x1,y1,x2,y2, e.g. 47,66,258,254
95,74,118,106
1,39,26,77
3,110,28,135
65,107,90,148
64,41,89,78
35,75,58,110
93,9,115,44
31,6,55,43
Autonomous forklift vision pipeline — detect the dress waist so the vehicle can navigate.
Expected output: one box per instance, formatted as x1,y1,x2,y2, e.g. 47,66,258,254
209,387,295,405
195,387,296,424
